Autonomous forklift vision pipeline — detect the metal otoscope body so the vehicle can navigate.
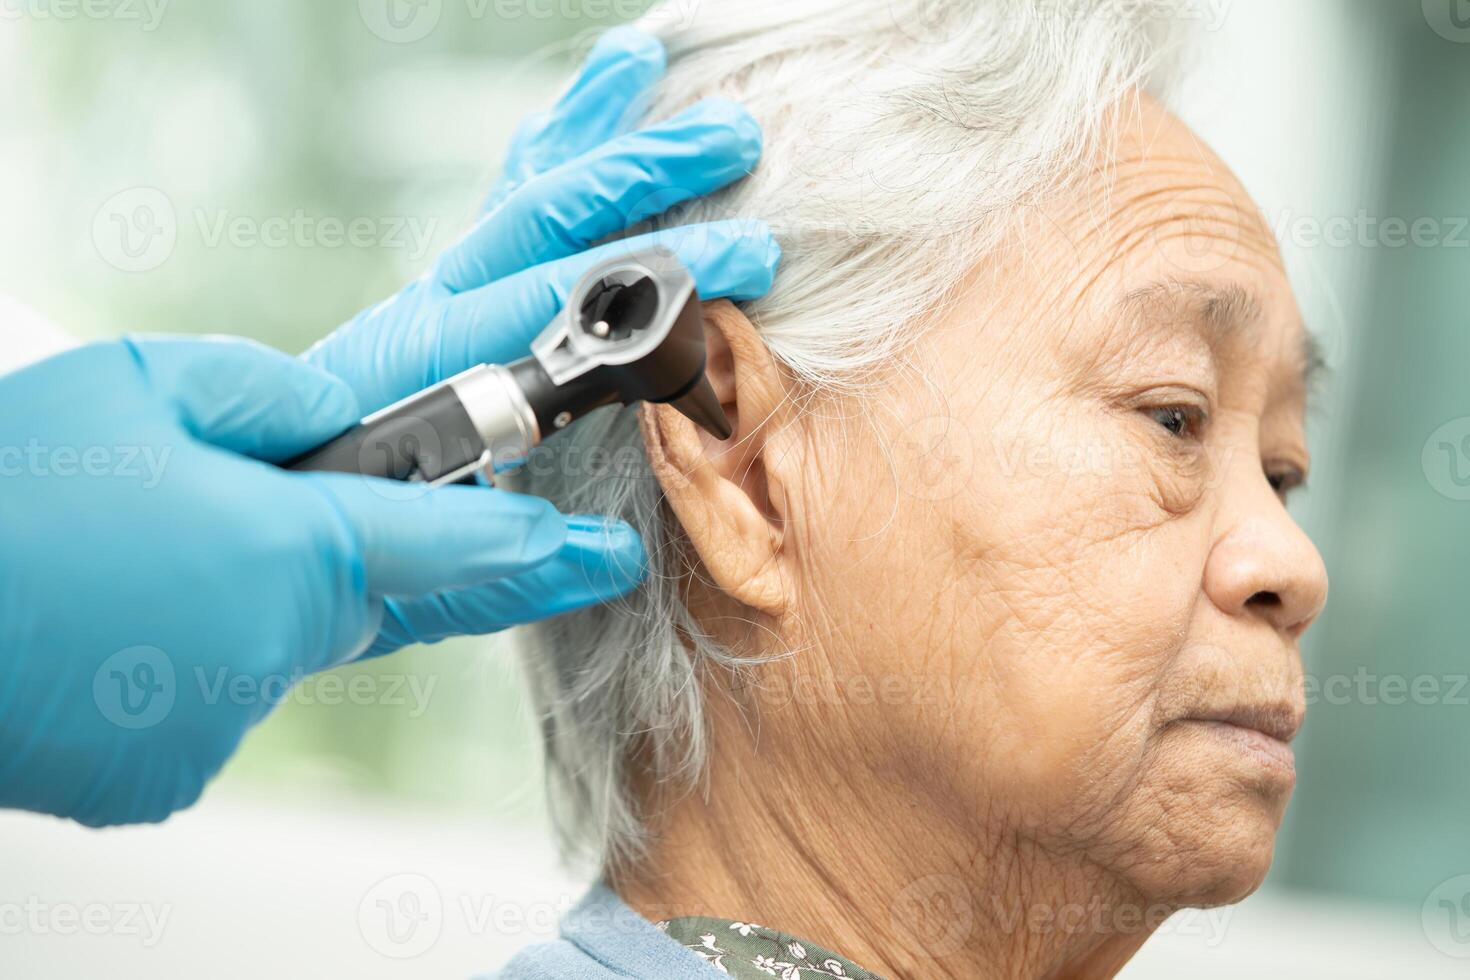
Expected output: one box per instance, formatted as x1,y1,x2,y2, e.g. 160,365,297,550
286,248,730,485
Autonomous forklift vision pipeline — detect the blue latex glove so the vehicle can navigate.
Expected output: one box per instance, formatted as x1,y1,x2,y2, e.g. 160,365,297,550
307,27,780,656
0,336,637,826
308,26,778,411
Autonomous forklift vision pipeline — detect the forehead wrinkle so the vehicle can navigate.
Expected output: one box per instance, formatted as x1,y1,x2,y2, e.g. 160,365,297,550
1045,177,1280,325
1021,182,1196,348
1012,109,1292,379
1082,147,1285,268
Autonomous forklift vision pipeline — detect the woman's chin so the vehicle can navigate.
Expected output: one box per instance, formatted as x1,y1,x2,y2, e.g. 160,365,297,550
1187,838,1278,907
1206,828,1288,907
1117,738,1294,907
1123,820,1280,909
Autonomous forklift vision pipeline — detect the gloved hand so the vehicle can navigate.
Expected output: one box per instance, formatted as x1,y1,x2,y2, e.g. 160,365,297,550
306,26,780,656
0,335,642,826
307,26,778,411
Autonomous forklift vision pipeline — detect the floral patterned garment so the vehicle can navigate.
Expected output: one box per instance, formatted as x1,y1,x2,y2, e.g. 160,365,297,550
656,917,885,979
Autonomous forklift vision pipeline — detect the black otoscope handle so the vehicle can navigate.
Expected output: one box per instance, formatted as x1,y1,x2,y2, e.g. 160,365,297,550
284,383,489,483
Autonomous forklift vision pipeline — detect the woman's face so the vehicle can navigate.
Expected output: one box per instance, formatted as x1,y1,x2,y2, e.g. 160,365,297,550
769,97,1328,907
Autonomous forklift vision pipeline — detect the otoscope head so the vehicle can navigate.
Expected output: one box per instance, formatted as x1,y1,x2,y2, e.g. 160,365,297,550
519,248,733,440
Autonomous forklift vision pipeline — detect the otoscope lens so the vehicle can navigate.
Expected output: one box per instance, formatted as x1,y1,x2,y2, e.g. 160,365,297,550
579,273,660,342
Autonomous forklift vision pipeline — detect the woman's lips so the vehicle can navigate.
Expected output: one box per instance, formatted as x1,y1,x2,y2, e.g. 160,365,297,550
1187,719,1297,777
1173,702,1302,777
1188,702,1303,743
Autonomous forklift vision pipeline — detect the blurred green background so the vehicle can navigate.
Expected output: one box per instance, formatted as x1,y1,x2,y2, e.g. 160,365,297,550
2,0,1469,974
1275,3,1470,905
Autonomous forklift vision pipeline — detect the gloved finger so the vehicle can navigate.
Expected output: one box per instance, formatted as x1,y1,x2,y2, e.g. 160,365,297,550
124,335,361,462
441,98,762,293
360,513,647,659
305,474,572,597
435,219,781,375
485,26,667,212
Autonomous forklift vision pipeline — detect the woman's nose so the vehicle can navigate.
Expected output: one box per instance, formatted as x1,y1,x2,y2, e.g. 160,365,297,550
1203,479,1329,636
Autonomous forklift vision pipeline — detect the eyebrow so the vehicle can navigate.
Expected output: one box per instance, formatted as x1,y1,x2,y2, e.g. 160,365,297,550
1118,278,1263,341
1117,277,1325,395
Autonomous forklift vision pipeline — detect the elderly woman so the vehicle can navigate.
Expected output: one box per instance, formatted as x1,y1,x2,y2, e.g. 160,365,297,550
498,0,1328,976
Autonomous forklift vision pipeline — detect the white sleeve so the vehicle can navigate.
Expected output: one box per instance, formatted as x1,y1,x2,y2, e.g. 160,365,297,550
0,294,78,374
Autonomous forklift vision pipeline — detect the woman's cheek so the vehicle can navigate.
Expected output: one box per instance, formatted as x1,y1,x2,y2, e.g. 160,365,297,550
953,415,1207,737
1056,406,1214,529
1141,438,1213,516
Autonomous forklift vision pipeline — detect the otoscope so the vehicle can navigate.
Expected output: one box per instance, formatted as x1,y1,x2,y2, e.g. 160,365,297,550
286,247,731,485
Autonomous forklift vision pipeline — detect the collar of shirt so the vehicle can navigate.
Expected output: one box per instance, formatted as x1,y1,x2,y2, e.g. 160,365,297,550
657,914,884,979
489,885,884,979
555,885,883,980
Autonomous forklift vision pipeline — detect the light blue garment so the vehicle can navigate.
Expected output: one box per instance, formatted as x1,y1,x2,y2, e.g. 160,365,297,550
486,885,724,979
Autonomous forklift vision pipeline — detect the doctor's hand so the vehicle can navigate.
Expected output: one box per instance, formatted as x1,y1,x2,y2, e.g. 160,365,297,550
0,336,643,826
303,27,777,656
305,26,779,414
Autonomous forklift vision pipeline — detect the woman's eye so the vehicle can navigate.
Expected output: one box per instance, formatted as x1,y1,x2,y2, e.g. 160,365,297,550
1266,467,1306,500
1147,405,1206,440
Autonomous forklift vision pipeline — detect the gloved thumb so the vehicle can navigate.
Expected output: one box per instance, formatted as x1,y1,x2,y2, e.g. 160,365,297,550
123,335,361,462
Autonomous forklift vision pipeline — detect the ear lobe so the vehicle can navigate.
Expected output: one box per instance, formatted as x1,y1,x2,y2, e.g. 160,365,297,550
640,300,791,618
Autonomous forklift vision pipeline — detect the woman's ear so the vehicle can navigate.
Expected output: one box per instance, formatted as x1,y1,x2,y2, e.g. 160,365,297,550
639,300,793,617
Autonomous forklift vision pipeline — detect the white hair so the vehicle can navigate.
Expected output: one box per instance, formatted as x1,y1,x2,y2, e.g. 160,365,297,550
511,0,1184,871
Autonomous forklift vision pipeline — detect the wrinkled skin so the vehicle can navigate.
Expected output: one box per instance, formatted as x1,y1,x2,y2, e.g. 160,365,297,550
621,97,1329,979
